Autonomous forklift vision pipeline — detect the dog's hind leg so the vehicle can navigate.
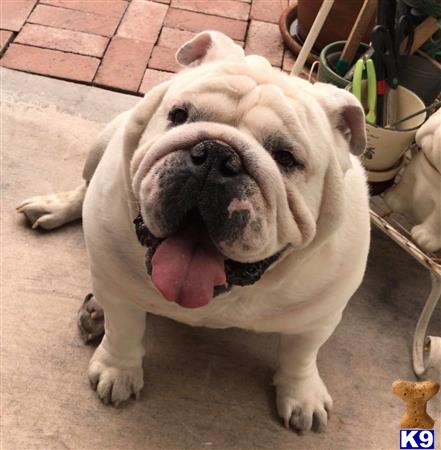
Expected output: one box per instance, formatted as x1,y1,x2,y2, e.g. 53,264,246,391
78,293,105,344
17,184,87,230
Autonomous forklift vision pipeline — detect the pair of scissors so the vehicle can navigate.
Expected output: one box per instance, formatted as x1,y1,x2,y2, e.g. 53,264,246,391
371,15,415,89
371,15,415,125
352,58,377,125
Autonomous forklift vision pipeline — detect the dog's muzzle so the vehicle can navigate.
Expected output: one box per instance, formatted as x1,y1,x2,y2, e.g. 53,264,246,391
134,138,286,310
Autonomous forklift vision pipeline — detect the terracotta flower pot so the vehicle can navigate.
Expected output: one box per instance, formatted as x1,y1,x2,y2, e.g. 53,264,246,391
280,0,376,65
298,0,375,50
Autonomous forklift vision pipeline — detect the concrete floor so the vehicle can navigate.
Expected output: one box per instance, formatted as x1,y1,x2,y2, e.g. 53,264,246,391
2,68,440,450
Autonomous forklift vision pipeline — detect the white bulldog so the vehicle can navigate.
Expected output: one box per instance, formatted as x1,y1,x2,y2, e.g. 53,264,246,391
384,109,441,253
17,31,370,432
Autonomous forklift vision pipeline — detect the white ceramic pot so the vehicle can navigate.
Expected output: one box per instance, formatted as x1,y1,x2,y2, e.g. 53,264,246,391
361,86,426,179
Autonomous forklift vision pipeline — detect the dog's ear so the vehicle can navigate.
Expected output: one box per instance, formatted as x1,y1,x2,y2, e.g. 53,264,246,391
313,82,366,157
176,31,244,67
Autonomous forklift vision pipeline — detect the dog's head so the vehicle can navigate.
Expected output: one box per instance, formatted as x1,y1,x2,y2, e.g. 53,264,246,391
127,31,366,308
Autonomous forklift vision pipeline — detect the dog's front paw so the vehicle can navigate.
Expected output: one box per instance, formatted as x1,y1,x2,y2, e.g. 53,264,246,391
275,373,332,433
411,224,441,253
88,344,144,406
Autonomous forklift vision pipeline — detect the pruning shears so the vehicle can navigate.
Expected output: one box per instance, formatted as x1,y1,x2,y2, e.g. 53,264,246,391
352,58,377,125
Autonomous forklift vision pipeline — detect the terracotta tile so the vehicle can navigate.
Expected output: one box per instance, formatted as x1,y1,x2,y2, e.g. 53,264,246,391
282,48,295,72
158,27,244,50
157,27,195,48
250,0,288,24
28,4,120,36
1,43,99,81
39,0,128,18
139,68,174,93
164,8,247,41
15,23,109,57
148,45,180,72
0,30,14,54
1,0,37,32
171,0,249,21
94,36,153,92
245,20,283,67
118,1,168,43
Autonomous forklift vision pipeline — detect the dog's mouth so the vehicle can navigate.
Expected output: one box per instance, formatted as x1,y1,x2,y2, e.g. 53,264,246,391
134,210,284,309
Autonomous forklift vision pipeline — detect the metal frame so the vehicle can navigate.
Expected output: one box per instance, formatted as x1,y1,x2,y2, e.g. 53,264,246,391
370,199,441,378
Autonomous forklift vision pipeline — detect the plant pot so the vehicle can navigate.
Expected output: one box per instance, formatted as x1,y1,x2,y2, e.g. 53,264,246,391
399,54,441,106
280,2,319,66
362,86,426,173
317,41,369,88
297,0,375,50
361,86,426,194
280,0,376,66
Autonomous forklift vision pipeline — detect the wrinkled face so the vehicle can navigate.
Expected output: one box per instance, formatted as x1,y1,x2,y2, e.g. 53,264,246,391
128,32,365,308
133,75,320,258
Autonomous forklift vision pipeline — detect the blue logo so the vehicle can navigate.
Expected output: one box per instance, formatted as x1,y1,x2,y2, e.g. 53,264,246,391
400,430,434,449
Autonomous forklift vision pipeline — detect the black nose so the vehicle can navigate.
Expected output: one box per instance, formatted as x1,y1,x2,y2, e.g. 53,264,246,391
190,140,242,177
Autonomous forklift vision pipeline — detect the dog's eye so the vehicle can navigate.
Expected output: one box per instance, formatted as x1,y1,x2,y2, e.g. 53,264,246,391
168,107,188,126
273,150,298,169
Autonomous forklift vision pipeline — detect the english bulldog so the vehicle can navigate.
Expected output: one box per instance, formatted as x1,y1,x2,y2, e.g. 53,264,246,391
17,31,370,432
384,108,441,253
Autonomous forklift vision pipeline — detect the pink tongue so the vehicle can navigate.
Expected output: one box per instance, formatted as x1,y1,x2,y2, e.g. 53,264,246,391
151,226,226,308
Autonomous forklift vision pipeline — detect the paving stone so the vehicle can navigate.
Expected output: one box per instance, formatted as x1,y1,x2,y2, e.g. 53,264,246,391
39,0,128,18
250,0,288,24
1,0,37,32
282,48,295,72
282,49,313,80
94,36,153,92
158,27,243,50
0,30,14,54
152,0,170,3
171,0,250,21
117,0,168,43
15,23,109,57
28,4,120,36
148,45,180,73
157,27,195,48
1,43,99,82
164,8,247,41
139,68,174,93
245,20,283,67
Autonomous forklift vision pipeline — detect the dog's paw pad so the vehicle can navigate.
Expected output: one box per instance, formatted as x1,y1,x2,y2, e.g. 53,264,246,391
275,376,332,433
78,293,104,344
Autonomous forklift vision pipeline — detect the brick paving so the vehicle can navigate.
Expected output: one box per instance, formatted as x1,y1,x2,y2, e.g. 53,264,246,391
1,0,300,95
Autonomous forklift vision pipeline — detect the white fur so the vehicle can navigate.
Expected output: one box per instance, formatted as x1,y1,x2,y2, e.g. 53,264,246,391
384,109,441,253
18,31,370,432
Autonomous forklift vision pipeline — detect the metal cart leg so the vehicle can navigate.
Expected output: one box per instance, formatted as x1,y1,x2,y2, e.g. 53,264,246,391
412,272,441,378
